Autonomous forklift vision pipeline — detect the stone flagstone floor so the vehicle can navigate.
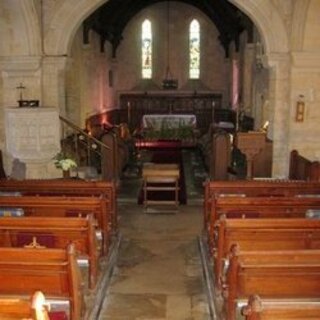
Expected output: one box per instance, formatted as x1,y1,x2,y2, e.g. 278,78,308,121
97,202,210,320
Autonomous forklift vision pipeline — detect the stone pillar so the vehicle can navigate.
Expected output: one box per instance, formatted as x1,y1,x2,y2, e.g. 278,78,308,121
41,56,68,115
242,44,255,115
267,53,291,178
5,107,61,179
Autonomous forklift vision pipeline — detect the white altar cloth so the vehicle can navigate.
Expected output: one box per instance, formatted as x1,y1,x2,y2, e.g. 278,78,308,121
142,114,196,130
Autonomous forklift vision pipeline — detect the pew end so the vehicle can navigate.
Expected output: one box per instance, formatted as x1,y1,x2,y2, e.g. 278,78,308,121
241,295,320,320
0,291,50,320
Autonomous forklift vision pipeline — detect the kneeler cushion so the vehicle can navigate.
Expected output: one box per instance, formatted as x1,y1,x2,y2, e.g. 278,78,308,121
16,233,55,248
49,311,68,320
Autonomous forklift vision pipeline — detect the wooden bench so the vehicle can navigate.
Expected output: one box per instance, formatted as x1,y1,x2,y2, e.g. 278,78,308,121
203,180,320,232
0,291,51,320
142,163,180,212
208,196,320,251
0,195,110,255
241,294,320,320
0,215,98,289
0,244,83,320
289,149,320,181
223,247,320,320
214,217,320,289
0,179,118,233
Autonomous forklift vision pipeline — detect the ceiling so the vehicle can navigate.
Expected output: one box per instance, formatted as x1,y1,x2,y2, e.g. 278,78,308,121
83,0,253,57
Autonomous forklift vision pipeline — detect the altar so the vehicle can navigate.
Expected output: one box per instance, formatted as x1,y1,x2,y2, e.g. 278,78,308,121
141,114,197,143
142,114,196,130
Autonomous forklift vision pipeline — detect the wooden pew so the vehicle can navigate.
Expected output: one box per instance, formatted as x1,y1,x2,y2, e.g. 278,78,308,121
0,195,110,255
0,179,118,233
0,244,83,320
214,218,320,289
0,215,98,289
0,291,50,320
241,294,320,320
207,196,320,251
203,180,320,231
289,149,320,181
223,247,320,320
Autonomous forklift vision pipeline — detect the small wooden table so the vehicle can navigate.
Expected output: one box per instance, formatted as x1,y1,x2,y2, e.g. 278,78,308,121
142,163,180,213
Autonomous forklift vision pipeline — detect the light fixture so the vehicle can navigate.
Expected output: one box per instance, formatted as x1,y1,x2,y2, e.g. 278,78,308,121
162,1,178,90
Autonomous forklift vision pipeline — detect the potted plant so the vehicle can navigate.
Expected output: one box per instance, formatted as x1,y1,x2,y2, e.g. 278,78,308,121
53,152,77,178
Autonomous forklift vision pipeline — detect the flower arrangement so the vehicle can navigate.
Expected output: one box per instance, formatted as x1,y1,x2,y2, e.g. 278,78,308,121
53,152,77,171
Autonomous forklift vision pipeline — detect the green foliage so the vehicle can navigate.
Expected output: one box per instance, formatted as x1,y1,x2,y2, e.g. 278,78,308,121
53,152,77,170
144,123,194,141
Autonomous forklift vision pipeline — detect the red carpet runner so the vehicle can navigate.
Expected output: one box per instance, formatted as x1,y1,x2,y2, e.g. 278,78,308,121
137,149,187,205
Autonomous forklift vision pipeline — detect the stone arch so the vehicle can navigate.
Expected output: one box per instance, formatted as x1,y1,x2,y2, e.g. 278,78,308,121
44,0,292,177
229,0,291,177
229,0,289,55
291,0,310,51
20,0,41,55
44,0,108,55
0,0,41,56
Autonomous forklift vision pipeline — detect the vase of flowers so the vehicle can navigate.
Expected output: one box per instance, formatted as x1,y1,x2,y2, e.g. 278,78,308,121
53,152,77,178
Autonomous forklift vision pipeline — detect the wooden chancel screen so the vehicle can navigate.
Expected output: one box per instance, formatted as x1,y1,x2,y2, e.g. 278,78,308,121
119,93,222,134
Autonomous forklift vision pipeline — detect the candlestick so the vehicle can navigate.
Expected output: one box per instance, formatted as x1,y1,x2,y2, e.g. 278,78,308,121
127,101,131,125
211,101,215,124
236,108,239,132
16,82,26,101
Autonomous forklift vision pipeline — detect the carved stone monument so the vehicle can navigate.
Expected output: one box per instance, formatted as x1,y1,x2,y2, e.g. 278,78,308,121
5,107,61,179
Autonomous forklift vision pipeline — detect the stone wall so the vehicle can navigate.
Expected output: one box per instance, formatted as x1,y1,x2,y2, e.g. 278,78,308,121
66,27,110,127
115,2,229,104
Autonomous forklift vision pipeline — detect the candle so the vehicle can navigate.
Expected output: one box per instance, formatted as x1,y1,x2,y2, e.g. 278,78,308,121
127,101,131,124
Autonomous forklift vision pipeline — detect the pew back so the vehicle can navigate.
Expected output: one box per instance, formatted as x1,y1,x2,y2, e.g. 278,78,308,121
225,249,320,320
0,195,109,254
289,149,320,181
0,179,117,232
208,196,320,252
214,218,320,288
203,180,320,230
0,244,82,320
0,215,98,289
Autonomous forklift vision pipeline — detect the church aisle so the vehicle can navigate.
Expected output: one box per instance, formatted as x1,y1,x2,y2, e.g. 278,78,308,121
98,203,210,320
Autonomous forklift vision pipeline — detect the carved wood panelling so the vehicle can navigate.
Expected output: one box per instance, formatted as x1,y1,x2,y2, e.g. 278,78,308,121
119,92,222,134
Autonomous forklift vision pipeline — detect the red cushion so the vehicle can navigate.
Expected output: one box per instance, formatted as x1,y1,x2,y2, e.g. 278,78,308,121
16,233,55,248
48,311,68,320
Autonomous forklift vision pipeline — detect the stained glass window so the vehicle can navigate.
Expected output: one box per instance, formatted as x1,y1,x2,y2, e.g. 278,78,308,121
142,19,152,79
189,19,200,79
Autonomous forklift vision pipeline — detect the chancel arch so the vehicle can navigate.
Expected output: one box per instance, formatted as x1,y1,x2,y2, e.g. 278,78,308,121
2,0,315,178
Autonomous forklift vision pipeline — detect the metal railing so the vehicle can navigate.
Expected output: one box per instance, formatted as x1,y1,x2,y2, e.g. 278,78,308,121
59,115,110,171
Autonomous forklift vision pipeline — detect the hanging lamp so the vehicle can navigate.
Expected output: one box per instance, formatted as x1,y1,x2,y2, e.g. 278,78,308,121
162,0,178,89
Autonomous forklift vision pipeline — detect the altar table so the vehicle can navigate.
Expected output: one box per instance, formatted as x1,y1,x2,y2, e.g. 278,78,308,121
142,114,196,130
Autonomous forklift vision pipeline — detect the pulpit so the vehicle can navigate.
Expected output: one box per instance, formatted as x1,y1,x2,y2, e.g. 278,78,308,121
235,132,266,179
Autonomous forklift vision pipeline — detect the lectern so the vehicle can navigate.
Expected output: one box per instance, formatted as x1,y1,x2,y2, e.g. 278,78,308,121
235,132,266,179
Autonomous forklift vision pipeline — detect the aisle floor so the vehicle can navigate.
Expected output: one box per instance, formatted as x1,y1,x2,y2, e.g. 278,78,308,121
98,203,210,320
98,148,211,319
